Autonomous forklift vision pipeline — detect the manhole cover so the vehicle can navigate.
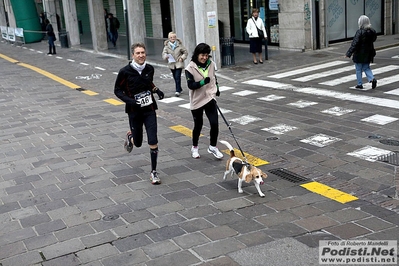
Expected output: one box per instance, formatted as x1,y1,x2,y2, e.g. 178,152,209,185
266,137,279,141
102,214,119,221
368,135,382,139
379,139,399,146
268,168,308,183
377,152,399,166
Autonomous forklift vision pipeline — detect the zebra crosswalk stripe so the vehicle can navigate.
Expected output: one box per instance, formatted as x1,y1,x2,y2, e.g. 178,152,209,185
268,60,348,79
319,65,399,86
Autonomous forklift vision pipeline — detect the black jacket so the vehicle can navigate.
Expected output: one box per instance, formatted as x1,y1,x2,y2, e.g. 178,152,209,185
114,62,158,113
346,28,377,63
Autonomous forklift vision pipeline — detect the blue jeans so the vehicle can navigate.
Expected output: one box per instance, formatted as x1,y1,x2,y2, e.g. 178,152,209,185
171,68,182,93
355,63,374,85
108,31,118,46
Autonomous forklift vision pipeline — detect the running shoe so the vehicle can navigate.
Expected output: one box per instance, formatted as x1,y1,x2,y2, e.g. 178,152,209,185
124,131,133,153
150,170,161,185
207,145,223,159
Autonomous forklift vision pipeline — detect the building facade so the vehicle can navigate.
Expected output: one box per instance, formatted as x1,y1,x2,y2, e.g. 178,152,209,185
1,0,398,67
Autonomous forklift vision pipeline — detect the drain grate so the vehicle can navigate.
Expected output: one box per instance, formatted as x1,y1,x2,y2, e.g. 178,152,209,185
268,168,308,183
379,139,399,146
377,151,399,166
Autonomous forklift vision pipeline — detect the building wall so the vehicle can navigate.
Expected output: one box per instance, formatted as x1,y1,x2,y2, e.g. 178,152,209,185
279,0,306,50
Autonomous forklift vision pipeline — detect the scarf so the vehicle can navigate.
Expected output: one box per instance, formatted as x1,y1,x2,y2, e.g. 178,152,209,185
169,41,177,50
130,60,146,74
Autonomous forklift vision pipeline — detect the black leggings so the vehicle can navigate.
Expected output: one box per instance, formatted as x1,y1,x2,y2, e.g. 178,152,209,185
191,99,219,147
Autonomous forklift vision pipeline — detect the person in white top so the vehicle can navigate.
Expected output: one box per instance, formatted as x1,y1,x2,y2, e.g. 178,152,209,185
246,8,267,64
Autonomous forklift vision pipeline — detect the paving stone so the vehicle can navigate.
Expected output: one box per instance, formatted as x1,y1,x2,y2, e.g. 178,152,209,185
0,227,37,246
62,210,102,227
76,243,119,264
80,230,118,248
177,195,213,208
355,216,396,231
178,205,220,219
205,211,246,226
311,200,346,213
179,218,215,233
235,204,276,218
145,225,186,242
90,217,127,232
295,231,340,248
325,208,371,223
101,248,148,265
325,222,372,239
198,256,241,266
0,241,26,260
365,226,399,240
359,204,397,218
151,212,187,227
255,211,300,227
41,254,81,266
0,202,21,215
41,238,85,260
141,240,181,259
266,222,308,239
213,198,253,212
121,209,155,223
0,250,43,266
201,225,238,240
35,219,66,235
24,234,58,250
294,215,340,232
55,224,96,242
289,205,324,218
147,201,185,216
145,250,201,266
126,195,170,211
193,238,246,260
112,220,158,238
234,230,274,247
265,197,304,211
113,233,153,252
173,232,210,249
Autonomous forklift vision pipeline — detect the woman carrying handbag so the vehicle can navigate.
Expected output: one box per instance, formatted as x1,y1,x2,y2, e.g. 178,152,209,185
246,8,267,64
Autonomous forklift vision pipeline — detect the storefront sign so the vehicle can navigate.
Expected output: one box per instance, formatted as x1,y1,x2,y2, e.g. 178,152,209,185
269,0,278,10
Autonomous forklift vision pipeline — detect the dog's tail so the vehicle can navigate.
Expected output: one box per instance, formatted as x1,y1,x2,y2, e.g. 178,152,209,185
220,140,235,157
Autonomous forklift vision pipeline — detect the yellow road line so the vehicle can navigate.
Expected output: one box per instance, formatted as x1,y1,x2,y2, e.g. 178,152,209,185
301,181,358,203
104,98,124,105
220,148,269,166
17,62,81,89
170,125,268,166
82,90,99,96
0,53,19,63
170,125,202,138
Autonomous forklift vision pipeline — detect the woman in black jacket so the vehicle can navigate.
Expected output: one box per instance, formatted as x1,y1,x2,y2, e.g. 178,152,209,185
345,15,377,89
45,19,56,55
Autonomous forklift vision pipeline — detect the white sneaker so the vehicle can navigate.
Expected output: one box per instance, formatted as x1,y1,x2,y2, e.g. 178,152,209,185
191,146,200,158
175,92,180,97
207,145,223,159
150,170,161,185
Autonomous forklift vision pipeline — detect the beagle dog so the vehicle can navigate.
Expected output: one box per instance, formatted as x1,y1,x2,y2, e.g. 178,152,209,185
220,140,267,197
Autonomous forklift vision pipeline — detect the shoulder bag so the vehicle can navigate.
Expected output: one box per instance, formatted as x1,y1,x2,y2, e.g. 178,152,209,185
252,18,264,39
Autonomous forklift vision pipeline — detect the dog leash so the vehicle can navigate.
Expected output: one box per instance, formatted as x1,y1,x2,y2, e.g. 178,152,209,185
216,103,249,164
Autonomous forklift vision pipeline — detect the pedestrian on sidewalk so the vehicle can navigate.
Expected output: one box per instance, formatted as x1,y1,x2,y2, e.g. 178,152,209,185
345,15,377,89
246,8,267,64
162,31,188,97
185,43,223,160
107,13,120,47
45,19,56,55
114,43,165,185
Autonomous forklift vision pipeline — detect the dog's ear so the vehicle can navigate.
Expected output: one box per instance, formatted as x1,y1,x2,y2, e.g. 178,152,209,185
244,173,252,183
262,172,268,178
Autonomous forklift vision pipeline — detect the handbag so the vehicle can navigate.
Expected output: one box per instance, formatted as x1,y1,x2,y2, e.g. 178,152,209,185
252,18,264,39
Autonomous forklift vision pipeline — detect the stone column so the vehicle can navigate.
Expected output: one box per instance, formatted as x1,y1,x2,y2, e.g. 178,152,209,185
44,0,59,37
193,0,221,69
0,0,7,26
126,0,146,46
173,0,195,63
87,0,107,52
61,0,80,46
4,1,16,27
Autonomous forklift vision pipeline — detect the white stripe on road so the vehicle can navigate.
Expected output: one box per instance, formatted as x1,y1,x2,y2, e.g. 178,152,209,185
95,66,106,71
244,79,399,110
293,65,354,82
319,65,399,86
268,61,348,79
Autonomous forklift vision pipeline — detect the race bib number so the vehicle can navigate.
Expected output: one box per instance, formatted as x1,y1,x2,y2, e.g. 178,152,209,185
134,90,153,107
